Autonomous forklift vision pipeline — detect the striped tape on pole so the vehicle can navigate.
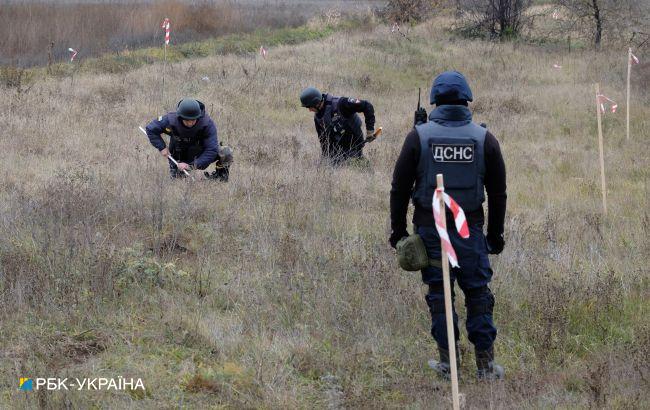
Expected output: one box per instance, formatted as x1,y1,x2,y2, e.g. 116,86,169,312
161,18,171,45
432,188,469,268
597,93,618,113
68,48,78,62
630,51,639,65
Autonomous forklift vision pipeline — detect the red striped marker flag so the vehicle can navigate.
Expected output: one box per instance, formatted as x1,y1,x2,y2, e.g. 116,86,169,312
259,46,267,59
68,48,78,62
432,188,469,268
597,94,618,114
630,52,639,65
161,18,171,45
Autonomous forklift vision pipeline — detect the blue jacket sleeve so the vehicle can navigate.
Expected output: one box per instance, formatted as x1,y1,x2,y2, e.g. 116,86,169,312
145,115,171,151
193,119,219,170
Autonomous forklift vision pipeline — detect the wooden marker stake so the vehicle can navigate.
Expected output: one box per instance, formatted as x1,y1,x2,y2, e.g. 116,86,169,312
626,47,632,141
436,174,460,410
595,84,607,215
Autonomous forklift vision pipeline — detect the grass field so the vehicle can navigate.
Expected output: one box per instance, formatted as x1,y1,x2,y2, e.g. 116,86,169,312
0,8,649,409
0,0,381,67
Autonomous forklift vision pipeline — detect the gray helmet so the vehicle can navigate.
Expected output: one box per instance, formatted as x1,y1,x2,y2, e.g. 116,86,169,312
176,98,202,120
300,87,323,108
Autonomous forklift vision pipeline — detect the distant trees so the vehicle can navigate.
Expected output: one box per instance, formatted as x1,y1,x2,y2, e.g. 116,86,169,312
456,0,533,38
553,0,650,49
382,0,649,47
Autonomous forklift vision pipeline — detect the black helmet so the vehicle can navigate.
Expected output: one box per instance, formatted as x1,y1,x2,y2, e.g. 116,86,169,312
300,87,323,108
430,71,473,105
176,98,202,120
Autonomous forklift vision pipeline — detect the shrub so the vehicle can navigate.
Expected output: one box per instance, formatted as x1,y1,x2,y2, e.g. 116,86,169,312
380,0,439,23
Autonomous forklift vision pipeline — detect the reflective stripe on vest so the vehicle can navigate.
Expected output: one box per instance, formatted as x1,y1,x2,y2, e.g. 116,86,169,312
413,121,487,212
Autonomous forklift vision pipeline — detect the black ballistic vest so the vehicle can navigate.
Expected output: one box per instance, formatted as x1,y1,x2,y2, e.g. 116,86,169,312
317,95,363,142
166,112,212,150
413,121,487,212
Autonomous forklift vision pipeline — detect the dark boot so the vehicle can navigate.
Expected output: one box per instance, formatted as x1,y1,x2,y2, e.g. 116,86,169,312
170,168,187,179
205,166,229,182
475,347,504,380
428,346,461,380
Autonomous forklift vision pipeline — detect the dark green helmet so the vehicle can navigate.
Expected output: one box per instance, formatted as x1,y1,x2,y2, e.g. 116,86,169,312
176,98,202,120
300,87,323,108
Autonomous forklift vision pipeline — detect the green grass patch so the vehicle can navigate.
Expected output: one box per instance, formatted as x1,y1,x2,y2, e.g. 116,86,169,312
6,23,346,81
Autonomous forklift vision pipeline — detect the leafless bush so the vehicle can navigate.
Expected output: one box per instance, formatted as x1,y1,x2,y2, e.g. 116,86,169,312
380,0,440,23
456,0,532,38
553,0,650,48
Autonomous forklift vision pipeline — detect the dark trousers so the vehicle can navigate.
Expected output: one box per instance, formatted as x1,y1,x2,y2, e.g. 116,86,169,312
417,224,497,352
325,132,365,164
167,144,225,178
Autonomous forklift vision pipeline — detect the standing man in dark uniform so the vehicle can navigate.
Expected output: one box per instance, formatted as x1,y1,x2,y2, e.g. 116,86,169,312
145,98,233,181
389,72,507,380
300,87,376,165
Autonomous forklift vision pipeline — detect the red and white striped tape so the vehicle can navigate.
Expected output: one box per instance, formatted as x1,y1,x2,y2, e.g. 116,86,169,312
161,18,171,45
552,63,562,69
597,94,618,114
630,51,639,65
391,22,399,33
432,188,469,268
68,48,78,62
259,46,267,59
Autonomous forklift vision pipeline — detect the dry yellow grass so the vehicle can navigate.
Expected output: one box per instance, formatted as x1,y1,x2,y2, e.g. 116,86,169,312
0,13,648,409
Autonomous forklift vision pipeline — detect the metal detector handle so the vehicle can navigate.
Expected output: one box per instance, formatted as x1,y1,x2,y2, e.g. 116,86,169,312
138,126,193,178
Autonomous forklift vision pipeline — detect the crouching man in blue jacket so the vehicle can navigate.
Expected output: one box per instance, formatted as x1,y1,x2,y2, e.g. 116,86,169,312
145,98,232,181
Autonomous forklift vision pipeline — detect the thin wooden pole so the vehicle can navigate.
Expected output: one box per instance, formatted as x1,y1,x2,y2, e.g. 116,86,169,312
626,47,632,140
162,43,167,102
436,174,460,410
595,84,607,215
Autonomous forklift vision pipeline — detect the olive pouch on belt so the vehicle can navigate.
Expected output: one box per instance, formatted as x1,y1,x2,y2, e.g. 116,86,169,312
396,235,442,271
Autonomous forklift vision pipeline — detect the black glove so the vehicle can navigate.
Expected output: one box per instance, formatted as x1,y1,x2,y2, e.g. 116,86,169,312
365,129,376,143
486,233,505,255
414,108,428,126
389,230,409,249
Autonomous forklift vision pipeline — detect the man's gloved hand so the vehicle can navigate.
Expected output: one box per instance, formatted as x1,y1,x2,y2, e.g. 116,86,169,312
365,129,376,142
177,162,191,171
389,230,409,249
414,107,428,126
486,233,505,255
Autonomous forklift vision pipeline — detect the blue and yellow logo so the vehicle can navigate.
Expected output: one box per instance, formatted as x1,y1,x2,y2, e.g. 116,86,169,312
19,378,33,391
